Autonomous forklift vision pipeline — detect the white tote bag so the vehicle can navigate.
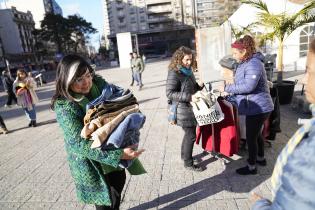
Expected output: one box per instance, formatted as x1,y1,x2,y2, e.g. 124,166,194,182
191,91,224,126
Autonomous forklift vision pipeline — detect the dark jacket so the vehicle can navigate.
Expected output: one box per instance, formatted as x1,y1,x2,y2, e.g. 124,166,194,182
166,70,202,127
225,53,274,115
2,75,14,92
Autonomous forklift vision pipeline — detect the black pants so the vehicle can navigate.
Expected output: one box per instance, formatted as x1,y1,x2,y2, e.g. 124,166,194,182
95,170,126,210
246,113,270,165
6,91,17,106
181,126,196,167
0,115,6,129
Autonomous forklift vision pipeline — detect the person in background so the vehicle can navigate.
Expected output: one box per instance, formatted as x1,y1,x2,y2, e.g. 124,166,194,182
224,35,274,175
51,54,144,210
0,114,8,134
2,70,17,108
131,52,144,90
13,69,39,127
129,52,135,86
166,46,204,172
250,38,315,210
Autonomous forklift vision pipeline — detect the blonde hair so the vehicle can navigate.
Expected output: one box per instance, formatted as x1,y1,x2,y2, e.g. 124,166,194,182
168,46,197,72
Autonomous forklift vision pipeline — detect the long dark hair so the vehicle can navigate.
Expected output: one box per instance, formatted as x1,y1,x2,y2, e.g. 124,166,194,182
50,54,93,110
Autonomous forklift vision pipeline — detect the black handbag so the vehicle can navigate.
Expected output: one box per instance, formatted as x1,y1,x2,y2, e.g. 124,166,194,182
168,78,188,125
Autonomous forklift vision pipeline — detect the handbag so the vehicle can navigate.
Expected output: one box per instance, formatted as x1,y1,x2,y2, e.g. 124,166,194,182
168,78,188,125
191,90,224,126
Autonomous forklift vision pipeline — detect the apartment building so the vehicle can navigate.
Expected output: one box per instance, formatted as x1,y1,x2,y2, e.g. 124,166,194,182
0,7,36,64
102,0,240,55
1,0,62,28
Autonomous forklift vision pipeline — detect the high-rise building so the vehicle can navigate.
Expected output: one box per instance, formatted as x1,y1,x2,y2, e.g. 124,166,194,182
102,0,240,55
1,0,63,28
0,7,36,64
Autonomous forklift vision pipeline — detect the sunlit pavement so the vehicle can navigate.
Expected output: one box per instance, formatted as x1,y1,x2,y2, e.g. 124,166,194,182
0,60,310,210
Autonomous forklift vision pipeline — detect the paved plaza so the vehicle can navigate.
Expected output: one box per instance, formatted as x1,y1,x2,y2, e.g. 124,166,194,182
0,60,310,210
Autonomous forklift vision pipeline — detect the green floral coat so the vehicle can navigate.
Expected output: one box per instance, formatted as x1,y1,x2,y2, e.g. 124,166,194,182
54,77,123,206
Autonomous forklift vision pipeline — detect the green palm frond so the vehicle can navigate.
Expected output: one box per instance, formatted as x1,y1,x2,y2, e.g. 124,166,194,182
242,0,269,13
289,1,315,23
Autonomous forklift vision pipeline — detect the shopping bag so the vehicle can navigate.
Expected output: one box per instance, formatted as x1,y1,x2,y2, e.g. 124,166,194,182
191,91,224,126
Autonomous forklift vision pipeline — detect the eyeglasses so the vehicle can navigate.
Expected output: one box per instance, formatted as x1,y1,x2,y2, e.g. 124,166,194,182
74,71,93,84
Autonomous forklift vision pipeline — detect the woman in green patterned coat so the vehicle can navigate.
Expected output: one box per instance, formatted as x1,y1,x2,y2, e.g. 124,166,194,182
51,54,144,210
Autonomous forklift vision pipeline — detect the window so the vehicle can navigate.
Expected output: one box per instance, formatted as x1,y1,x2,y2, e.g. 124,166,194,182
300,25,315,57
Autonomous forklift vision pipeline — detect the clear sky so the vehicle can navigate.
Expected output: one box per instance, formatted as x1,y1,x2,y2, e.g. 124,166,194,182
56,0,104,50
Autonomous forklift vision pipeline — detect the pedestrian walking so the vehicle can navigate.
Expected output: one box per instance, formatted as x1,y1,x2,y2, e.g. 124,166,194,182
0,114,8,134
131,52,144,90
13,69,39,127
51,54,145,210
166,46,204,172
224,35,274,175
2,70,17,107
250,38,315,210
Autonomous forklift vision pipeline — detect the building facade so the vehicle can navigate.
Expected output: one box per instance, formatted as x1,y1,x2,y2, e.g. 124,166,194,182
1,0,63,28
102,0,240,57
0,7,36,65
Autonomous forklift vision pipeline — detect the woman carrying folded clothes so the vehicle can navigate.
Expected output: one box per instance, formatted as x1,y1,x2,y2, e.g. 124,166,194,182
51,54,145,210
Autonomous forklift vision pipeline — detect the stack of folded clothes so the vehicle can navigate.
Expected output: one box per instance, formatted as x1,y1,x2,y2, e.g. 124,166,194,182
81,84,146,169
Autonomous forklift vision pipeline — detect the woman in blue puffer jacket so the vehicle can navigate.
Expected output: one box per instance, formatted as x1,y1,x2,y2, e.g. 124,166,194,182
225,35,274,175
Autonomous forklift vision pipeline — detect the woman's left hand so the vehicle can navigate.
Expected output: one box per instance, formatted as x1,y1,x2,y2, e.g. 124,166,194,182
121,147,145,160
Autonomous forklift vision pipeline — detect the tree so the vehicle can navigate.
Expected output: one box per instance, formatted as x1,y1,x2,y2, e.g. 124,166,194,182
242,0,315,81
38,13,97,54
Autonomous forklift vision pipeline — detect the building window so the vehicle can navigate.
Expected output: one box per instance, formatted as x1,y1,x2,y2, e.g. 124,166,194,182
300,25,315,57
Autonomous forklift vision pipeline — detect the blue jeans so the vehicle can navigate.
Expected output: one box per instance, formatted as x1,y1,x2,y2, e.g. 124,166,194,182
24,104,36,120
133,72,143,86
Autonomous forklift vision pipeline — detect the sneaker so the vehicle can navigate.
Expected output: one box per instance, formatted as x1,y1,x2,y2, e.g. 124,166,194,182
4,104,11,108
184,164,204,172
0,127,8,134
236,165,257,175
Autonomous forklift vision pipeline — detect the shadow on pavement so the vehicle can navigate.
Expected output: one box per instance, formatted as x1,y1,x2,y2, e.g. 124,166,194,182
138,97,160,104
129,155,267,210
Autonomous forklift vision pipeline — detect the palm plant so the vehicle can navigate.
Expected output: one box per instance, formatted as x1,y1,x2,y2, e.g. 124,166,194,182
242,0,315,81
230,22,257,39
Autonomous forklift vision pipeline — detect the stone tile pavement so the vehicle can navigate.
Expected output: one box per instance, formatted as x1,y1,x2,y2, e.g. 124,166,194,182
0,60,311,210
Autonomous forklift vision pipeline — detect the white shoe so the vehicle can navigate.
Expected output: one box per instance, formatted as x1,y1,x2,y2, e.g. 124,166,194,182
4,104,11,108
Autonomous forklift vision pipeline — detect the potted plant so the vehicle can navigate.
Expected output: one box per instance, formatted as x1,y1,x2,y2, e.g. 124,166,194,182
242,0,315,104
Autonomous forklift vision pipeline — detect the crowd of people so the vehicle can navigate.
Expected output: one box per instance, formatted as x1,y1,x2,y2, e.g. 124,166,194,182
1,35,315,209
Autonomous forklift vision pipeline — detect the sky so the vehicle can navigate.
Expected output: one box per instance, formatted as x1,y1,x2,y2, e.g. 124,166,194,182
0,0,104,50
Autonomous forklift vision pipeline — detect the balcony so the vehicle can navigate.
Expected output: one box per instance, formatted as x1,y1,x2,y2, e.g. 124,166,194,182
146,0,172,6
147,16,173,23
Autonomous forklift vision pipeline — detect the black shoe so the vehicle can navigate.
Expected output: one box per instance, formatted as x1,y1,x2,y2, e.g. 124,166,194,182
236,166,257,175
130,83,134,86
32,120,37,127
184,164,204,172
28,121,32,127
247,158,267,166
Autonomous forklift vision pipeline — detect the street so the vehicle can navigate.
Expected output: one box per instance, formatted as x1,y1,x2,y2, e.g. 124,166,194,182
0,60,310,210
